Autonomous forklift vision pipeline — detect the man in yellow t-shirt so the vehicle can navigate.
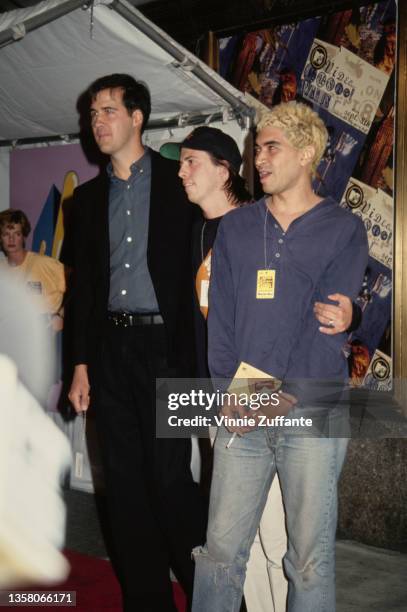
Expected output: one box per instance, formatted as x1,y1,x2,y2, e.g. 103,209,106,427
0,209,65,331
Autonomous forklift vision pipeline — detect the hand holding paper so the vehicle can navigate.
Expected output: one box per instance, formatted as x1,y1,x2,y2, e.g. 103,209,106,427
222,362,296,444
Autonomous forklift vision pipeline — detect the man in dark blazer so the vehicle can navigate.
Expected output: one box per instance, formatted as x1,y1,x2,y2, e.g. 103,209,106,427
68,74,205,612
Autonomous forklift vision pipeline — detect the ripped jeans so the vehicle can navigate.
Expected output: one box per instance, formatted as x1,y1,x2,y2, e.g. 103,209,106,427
192,412,348,612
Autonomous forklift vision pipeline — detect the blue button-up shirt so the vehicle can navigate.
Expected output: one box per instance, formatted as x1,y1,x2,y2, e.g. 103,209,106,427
107,148,159,313
208,197,369,403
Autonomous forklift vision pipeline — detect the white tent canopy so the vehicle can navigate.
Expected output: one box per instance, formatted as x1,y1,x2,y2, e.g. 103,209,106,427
0,0,256,489
0,0,254,144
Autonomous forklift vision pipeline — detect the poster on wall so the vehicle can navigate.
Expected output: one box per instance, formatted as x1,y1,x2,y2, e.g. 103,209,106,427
218,0,396,390
363,348,392,391
301,38,390,134
10,144,99,251
347,258,391,388
340,176,393,269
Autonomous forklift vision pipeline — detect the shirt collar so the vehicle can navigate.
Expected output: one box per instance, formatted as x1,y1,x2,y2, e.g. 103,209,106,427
106,146,151,181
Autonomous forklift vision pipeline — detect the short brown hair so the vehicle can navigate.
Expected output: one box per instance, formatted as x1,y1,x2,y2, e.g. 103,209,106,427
88,73,151,133
0,209,31,237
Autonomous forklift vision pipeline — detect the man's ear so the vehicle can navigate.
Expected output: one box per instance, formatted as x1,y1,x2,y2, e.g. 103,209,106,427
131,109,144,130
217,163,230,186
300,145,316,167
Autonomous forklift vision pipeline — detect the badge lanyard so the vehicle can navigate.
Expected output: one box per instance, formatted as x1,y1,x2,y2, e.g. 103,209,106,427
263,201,270,269
256,201,276,300
201,220,207,262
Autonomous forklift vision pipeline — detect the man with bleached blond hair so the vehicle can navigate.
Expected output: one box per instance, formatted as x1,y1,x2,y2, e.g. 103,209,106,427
192,102,368,612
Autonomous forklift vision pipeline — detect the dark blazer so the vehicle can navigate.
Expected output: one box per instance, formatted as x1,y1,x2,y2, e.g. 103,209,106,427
71,149,195,378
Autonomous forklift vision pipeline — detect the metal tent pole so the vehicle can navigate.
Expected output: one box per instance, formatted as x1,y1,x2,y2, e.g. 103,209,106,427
0,0,90,48
111,0,254,126
0,109,240,147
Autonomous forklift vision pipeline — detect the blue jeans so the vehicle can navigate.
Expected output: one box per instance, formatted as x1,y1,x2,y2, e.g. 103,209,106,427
192,409,349,612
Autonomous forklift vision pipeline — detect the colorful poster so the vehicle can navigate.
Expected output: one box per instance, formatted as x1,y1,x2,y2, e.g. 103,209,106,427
313,110,364,201
218,0,396,392
301,38,389,133
10,143,99,250
219,20,320,106
348,258,391,386
340,177,393,269
363,349,392,391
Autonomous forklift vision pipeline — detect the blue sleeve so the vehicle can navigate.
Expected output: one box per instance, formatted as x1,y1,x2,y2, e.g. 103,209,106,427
207,221,238,384
284,216,369,402
317,216,369,301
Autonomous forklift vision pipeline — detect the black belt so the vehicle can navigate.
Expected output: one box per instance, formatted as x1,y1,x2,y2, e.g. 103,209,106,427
107,312,164,327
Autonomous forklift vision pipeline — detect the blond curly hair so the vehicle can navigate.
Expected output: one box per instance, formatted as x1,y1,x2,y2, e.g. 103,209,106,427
256,101,328,174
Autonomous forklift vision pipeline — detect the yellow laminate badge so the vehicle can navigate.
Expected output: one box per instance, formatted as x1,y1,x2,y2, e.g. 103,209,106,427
256,269,275,299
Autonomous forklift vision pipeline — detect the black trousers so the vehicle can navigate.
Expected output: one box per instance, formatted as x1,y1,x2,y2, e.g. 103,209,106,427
94,322,206,612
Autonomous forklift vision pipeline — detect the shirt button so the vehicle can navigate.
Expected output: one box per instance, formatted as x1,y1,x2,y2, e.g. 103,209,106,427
121,289,127,295
124,263,130,268
140,169,144,173
127,210,131,215
274,224,278,229
282,232,286,236
127,237,132,243
127,184,130,190
275,253,280,258
278,238,283,244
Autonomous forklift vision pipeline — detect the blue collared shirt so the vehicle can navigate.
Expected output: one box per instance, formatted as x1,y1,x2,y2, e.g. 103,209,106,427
107,147,159,313
207,197,369,402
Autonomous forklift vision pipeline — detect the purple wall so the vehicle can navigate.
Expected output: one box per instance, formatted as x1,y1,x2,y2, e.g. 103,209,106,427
10,143,99,249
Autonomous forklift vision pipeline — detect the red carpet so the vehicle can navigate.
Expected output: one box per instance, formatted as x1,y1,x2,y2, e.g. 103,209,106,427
61,551,187,611
2,551,187,611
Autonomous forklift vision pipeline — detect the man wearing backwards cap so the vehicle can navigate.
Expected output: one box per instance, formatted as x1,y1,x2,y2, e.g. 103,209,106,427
161,125,356,612
173,127,291,612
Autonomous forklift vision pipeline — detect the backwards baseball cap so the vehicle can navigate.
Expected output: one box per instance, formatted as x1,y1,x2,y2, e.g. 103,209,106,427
160,126,242,173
